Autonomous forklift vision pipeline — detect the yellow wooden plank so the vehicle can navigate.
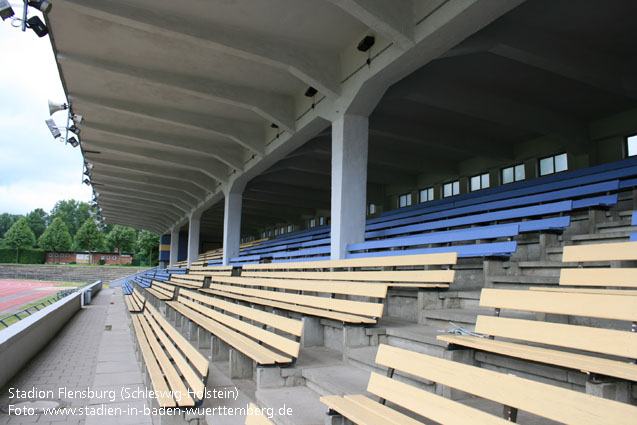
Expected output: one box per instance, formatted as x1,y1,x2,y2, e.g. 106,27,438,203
241,270,455,284
374,344,637,425
145,287,172,301
210,275,387,298
245,403,276,425
560,268,637,287
167,302,291,365
343,394,425,425
201,289,376,324
562,241,637,262
181,289,303,336
320,395,407,425
479,288,637,321
367,375,512,425
437,334,637,381
206,283,383,318
124,296,134,312
143,310,205,397
529,287,637,296
243,252,457,270
178,297,301,358
130,316,176,408
476,316,637,358
145,304,209,377
138,317,195,407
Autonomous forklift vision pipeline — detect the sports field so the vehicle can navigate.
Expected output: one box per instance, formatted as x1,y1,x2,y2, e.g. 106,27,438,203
0,280,65,315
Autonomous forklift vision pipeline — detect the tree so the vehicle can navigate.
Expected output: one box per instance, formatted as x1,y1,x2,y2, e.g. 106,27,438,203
137,230,160,266
27,208,48,241
73,219,105,252
4,218,36,262
39,217,72,253
0,213,22,239
49,200,91,237
106,226,136,264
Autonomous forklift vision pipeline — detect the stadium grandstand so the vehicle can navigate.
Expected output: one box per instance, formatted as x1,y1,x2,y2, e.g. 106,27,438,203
3,0,635,424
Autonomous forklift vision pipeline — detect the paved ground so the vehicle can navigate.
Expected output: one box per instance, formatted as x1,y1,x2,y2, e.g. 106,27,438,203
0,281,61,316
0,287,151,425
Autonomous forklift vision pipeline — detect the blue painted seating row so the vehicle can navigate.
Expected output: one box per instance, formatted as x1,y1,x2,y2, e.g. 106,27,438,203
374,156,637,222
631,212,637,242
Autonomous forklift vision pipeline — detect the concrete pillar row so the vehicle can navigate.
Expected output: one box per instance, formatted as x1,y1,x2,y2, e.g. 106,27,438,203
187,210,202,268
222,183,244,266
330,114,369,260
169,227,179,267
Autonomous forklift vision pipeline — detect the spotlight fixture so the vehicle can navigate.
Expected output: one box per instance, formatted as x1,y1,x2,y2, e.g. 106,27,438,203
26,16,48,37
48,100,69,115
357,35,375,52
67,136,80,148
27,0,52,14
45,118,61,138
86,162,94,170
304,86,318,97
83,178,90,185
69,124,80,135
0,0,14,20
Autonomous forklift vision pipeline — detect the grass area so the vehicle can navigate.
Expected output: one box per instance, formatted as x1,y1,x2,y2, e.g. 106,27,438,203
1,279,87,287
0,263,149,269
0,292,68,329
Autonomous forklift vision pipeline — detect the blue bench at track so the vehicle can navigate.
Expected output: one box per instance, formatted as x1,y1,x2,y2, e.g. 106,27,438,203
347,241,518,259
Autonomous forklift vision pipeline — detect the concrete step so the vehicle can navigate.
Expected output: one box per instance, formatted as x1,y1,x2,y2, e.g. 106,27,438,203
438,290,481,309
598,225,636,234
568,231,631,244
302,364,371,397
490,275,560,285
256,386,326,425
420,308,492,331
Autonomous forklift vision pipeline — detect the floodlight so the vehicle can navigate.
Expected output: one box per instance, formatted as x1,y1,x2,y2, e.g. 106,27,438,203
67,137,79,148
304,87,318,97
27,0,51,14
48,100,68,115
83,178,90,185
357,35,375,52
0,0,14,20
26,16,48,37
69,124,80,135
45,118,61,138
86,162,94,170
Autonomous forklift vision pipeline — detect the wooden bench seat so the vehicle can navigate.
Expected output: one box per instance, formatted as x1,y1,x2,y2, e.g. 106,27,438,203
130,303,209,408
321,344,637,425
188,265,233,276
437,288,637,381
166,289,303,367
168,274,206,290
125,288,146,313
145,280,177,301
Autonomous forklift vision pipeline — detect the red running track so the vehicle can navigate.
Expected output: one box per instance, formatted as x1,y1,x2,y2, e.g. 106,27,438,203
0,280,60,314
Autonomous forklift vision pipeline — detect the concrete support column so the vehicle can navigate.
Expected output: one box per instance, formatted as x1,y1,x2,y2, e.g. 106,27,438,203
330,114,369,259
222,185,243,266
169,227,179,267
187,210,202,268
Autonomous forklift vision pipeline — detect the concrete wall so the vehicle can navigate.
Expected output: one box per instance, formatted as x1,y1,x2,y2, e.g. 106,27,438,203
0,264,146,285
0,291,83,389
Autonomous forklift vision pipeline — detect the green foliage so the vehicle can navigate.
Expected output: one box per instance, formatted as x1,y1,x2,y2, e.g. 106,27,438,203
4,218,36,262
49,200,91,237
39,217,72,252
0,213,22,239
106,226,137,263
73,219,105,251
0,248,45,264
26,208,48,240
137,230,160,266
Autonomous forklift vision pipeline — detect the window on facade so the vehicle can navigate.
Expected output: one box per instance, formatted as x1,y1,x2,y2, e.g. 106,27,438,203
539,153,568,176
399,193,412,208
287,225,293,233
101,256,105,260
49,253,52,257
319,216,325,226
627,135,637,157
419,187,434,203
502,164,525,184
54,253,58,257
442,180,460,198
368,203,376,215
107,255,110,260
470,173,490,192
66,254,70,258
309,218,316,228
113,256,117,261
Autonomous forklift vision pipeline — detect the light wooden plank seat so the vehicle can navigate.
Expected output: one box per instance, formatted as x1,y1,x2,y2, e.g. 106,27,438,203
245,403,275,425
166,289,303,369
125,288,146,313
437,288,637,382
321,344,637,425
130,303,209,408
145,280,177,302
187,265,233,277
168,274,206,290
241,253,457,289
529,287,637,296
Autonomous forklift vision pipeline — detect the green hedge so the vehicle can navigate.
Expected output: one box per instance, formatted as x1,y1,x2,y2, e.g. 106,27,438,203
0,248,46,264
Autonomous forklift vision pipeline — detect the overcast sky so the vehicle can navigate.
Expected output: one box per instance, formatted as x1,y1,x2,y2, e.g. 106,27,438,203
0,5,91,216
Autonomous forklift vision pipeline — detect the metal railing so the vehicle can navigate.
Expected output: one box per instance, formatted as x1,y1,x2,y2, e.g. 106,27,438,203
0,288,78,329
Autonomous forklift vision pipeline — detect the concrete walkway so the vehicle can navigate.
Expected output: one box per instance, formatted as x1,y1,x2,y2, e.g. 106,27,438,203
0,287,151,425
